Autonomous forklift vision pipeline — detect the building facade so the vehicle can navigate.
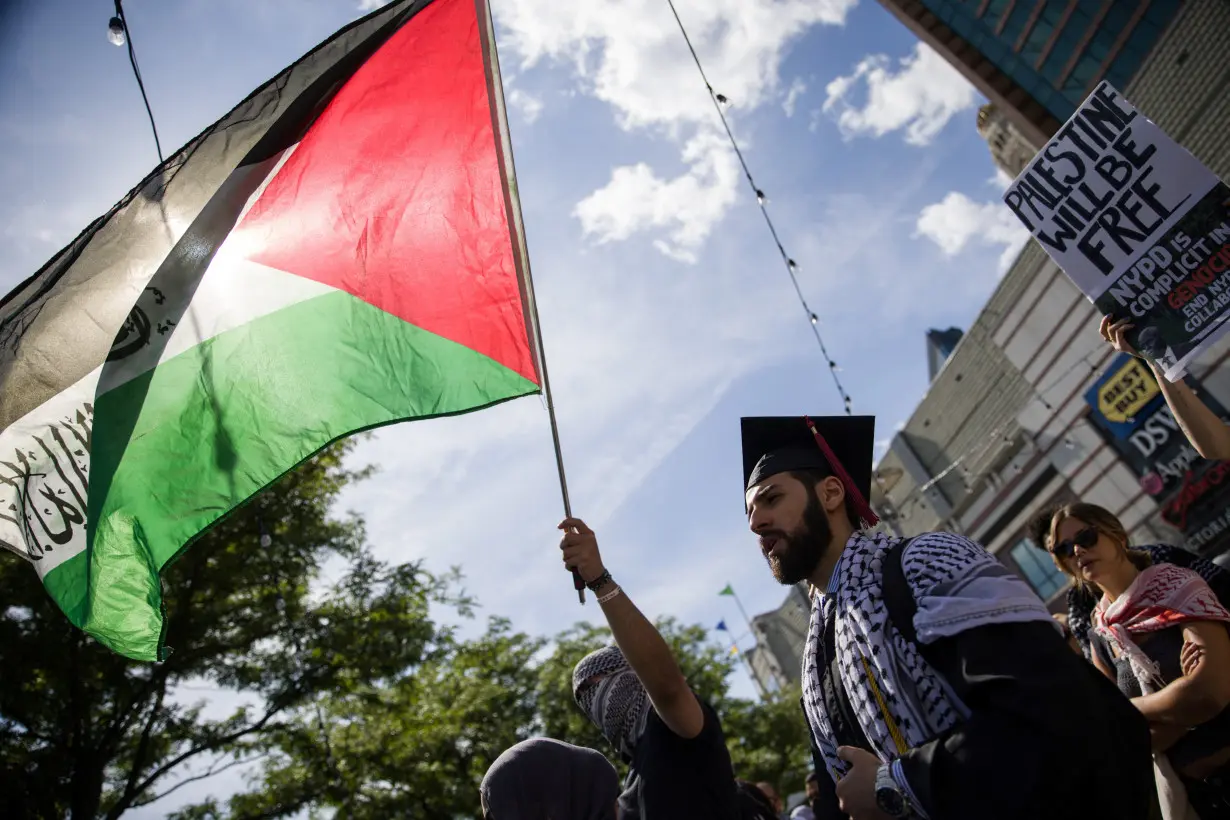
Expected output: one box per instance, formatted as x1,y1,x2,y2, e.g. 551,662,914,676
870,0,1230,612
926,327,965,381
744,584,811,695
876,0,1182,146
976,103,1039,177
745,0,1230,674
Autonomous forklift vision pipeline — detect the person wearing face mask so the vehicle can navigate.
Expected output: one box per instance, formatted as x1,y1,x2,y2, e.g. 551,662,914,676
561,519,740,819
1051,502,1230,818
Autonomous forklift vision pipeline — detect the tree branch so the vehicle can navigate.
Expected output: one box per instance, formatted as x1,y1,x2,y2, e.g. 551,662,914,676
107,680,169,820
125,704,290,805
98,665,172,756
132,753,268,808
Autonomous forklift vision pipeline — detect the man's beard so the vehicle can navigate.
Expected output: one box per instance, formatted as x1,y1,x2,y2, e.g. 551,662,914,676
766,491,832,585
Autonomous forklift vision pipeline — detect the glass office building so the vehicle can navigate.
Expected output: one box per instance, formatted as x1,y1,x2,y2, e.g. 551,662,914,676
878,0,1182,143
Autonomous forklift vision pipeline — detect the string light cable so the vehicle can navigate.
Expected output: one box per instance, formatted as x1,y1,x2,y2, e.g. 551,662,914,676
664,0,853,414
108,0,164,163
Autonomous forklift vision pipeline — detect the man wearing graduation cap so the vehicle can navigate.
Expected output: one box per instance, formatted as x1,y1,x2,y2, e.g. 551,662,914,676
741,416,1156,820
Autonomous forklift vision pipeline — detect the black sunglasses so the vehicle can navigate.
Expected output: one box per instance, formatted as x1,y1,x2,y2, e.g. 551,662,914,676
1052,527,1098,559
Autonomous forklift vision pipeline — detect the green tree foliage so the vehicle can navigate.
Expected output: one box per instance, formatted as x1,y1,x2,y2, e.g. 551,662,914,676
0,441,463,819
722,686,813,800
1,439,808,820
198,617,546,819
203,617,743,818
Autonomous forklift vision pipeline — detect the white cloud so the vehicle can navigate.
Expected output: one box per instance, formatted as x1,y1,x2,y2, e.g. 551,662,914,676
988,168,1015,191
356,0,389,10
507,88,545,124
821,43,977,146
782,77,807,118
574,131,739,262
493,0,857,258
914,191,1030,272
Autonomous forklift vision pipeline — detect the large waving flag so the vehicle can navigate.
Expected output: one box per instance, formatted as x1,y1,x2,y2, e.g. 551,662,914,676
0,0,541,660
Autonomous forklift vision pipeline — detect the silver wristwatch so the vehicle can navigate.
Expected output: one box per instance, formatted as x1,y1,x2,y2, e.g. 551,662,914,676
874,763,911,818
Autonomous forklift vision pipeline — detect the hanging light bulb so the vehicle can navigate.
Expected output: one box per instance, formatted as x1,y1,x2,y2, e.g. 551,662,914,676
260,533,273,548
755,189,767,205
828,360,840,371
809,313,819,325
715,93,730,109
108,16,126,46
787,258,799,272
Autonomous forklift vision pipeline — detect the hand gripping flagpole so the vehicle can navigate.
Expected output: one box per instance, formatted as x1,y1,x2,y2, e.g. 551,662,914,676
476,0,584,603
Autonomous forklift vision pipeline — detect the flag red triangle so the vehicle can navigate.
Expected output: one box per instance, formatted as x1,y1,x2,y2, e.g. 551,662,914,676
234,0,538,383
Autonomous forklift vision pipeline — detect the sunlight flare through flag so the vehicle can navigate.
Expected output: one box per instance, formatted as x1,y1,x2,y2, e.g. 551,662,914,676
0,0,549,660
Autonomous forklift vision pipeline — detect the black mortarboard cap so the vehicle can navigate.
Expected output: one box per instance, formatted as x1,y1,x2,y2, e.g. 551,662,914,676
741,415,878,524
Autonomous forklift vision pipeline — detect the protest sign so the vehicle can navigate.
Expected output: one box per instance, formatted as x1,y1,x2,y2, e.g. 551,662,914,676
1004,82,1230,382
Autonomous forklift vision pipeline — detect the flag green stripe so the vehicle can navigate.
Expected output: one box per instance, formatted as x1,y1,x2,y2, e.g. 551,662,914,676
61,289,537,659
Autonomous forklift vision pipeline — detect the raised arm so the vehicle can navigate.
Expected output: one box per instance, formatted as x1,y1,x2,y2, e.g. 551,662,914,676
558,517,705,739
1101,315,1230,459
1152,367,1230,459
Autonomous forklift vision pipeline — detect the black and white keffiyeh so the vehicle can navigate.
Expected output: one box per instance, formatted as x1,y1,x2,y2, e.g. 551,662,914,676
802,531,1056,782
573,646,651,761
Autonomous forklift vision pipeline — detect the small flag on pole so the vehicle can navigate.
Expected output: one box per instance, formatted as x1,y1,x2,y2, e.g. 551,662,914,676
719,584,735,596
715,620,728,632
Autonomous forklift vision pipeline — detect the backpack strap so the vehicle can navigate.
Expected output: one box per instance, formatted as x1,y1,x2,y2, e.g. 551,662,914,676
881,537,933,665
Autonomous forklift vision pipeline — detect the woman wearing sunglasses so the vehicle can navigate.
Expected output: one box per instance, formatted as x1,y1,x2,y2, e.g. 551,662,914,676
1031,504,1230,663
1049,502,1230,818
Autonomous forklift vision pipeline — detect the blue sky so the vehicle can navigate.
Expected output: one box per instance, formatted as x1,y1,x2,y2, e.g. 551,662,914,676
0,0,1030,810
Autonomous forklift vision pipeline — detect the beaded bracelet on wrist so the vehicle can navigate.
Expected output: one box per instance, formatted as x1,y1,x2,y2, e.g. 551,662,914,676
585,570,613,592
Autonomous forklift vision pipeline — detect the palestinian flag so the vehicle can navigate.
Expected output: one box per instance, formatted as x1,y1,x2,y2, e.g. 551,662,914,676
0,0,542,660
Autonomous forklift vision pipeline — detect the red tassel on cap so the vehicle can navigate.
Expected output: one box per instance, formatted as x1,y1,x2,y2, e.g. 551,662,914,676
803,415,879,527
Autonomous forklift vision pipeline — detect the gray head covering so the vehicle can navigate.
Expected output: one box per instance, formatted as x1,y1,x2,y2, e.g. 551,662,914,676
572,645,651,762
479,737,619,820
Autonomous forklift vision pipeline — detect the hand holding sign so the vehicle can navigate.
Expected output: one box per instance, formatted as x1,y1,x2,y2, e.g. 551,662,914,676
1005,82,1230,383
1101,315,1139,357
